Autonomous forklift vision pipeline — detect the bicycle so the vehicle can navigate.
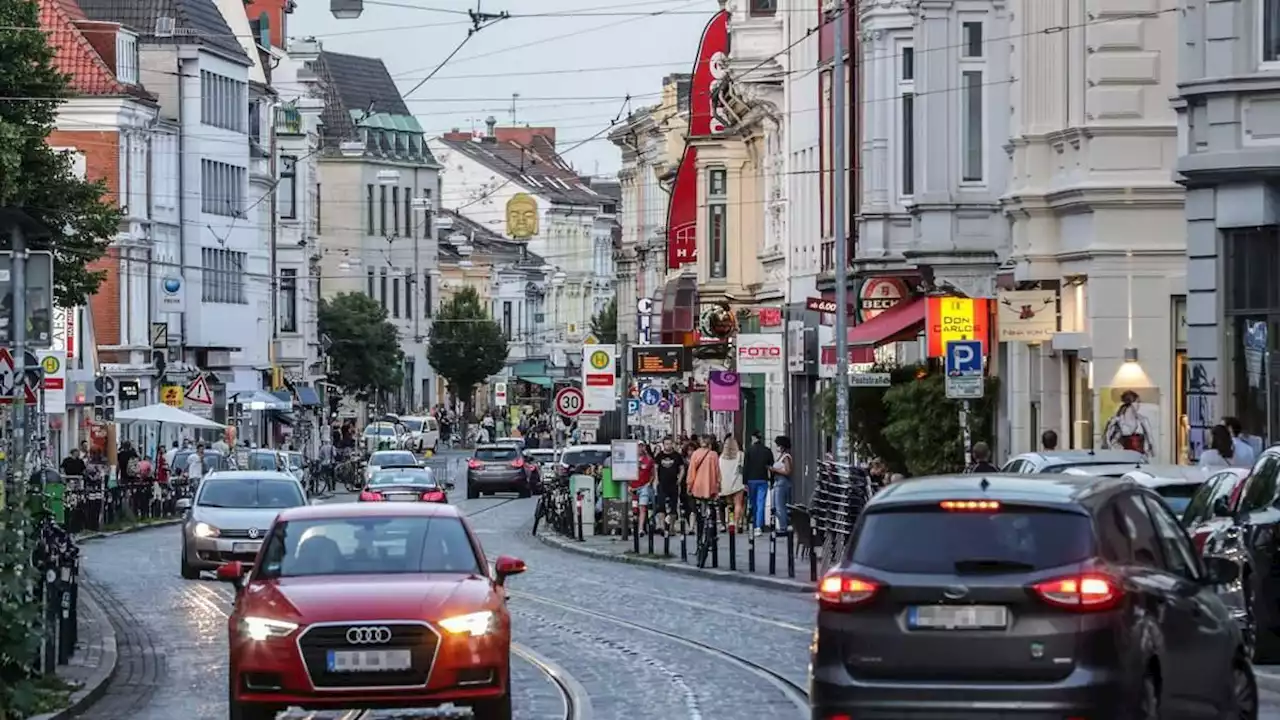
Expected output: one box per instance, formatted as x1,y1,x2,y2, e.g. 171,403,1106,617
694,497,722,568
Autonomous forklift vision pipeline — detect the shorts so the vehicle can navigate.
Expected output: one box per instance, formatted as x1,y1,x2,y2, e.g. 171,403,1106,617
635,485,654,505
655,483,680,515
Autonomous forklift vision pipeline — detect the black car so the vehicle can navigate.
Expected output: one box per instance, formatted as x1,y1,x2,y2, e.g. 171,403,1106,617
811,473,1256,719
466,445,530,499
358,466,453,503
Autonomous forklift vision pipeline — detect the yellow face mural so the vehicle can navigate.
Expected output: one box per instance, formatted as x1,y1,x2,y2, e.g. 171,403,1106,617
506,193,539,239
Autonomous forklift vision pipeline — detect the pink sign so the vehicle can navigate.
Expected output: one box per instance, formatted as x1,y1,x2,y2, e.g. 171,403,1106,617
708,371,740,412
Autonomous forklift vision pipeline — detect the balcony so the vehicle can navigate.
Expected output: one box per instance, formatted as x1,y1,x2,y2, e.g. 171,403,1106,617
276,106,303,136
820,237,854,274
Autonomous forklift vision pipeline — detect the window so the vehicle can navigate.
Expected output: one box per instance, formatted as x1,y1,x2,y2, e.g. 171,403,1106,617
392,186,400,236
1240,454,1280,512
200,248,248,304
199,71,246,132
257,516,481,579
899,44,915,198
1267,0,1280,63
392,275,401,318
366,267,374,297
278,155,296,219
200,160,245,216
379,267,388,308
115,31,138,85
379,185,387,235
961,70,984,182
404,272,413,319
749,0,776,16
249,100,262,145
1183,472,1243,527
315,184,322,233
962,21,984,58
901,47,914,81
1114,494,1163,567
707,168,727,279
1144,496,1202,581
503,301,513,338
424,272,433,317
366,184,375,233
279,268,297,332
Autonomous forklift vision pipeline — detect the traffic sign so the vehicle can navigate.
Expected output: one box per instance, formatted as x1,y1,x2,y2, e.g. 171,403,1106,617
945,340,984,400
554,386,585,417
0,347,36,404
186,374,213,404
627,398,641,415
640,386,661,406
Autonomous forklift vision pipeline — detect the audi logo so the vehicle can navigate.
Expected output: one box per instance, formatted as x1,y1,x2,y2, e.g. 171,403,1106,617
346,626,393,644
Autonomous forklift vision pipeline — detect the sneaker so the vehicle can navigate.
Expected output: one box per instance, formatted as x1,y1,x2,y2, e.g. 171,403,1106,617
753,528,763,537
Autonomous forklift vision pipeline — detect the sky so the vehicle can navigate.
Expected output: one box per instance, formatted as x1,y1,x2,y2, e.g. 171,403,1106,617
290,0,723,176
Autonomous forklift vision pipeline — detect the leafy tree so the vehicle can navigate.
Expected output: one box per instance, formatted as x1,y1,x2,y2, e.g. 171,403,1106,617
0,0,123,306
318,293,404,396
590,297,617,343
427,287,507,410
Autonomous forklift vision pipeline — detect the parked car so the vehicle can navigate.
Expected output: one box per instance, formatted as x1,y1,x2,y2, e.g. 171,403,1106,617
810,472,1256,718
397,415,440,454
361,421,404,453
1002,449,1146,474
466,444,531,499
171,448,228,478
557,445,611,479
1060,464,1209,516
1183,467,1251,552
525,448,559,494
177,471,307,580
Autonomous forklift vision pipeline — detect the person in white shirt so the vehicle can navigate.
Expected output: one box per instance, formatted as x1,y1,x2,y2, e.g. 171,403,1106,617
163,441,179,469
187,444,207,480
1198,425,1238,469
1223,416,1257,468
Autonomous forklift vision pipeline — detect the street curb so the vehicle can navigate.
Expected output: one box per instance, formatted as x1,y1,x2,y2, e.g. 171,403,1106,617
533,530,814,593
75,518,183,543
26,588,119,720
1258,670,1280,695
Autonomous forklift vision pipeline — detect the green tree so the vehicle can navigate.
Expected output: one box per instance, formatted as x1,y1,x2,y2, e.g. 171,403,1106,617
318,293,404,396
427,287,508,409
0,0,123,306
880,372,999,476
590,297,617,343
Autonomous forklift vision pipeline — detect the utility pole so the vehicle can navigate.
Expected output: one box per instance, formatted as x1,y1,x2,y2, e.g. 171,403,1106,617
269,102,279,394
830,0,851,465
11,223,27,489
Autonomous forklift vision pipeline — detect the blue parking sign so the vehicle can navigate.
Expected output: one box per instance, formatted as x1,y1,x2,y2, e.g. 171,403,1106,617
627,399,641,415
945,340,983,376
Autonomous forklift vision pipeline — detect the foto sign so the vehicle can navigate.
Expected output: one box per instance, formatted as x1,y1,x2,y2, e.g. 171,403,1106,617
735,333,784,373
945,340,984,400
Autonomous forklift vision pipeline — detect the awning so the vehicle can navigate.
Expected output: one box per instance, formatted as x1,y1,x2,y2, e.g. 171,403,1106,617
296,385,322,407
826,297,925,363
510,359,549,377
231,390,292,411
518,376,552,388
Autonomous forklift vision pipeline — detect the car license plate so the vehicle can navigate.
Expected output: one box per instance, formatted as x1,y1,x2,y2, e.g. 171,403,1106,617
232,542,261,555
326,649,412,673
387,494,417,502
909,605,1007,630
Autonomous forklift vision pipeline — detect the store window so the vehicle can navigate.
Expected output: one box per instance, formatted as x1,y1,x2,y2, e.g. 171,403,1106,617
1174,296,1188,464
1224,226,1280,446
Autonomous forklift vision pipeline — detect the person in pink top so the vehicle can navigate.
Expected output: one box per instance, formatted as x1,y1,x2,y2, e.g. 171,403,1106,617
686,435,723,538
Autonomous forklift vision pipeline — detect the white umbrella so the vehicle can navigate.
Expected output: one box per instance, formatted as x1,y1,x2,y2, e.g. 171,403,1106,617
113,403,225,429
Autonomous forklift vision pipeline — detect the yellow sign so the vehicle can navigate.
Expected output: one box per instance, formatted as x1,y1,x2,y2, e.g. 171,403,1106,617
589,350,610,370
161,385,183,407
505,193,539,239
41,355,60,375
583,334,599,345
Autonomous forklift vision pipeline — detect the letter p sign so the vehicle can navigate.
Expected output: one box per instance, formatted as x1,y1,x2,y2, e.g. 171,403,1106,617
945,340,983,376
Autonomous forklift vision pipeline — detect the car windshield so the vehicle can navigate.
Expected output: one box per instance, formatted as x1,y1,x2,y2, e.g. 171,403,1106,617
370,469,437,487
197,477,304,509
246,452,280,471
475,447,518,461
402,419,423,432
851,507,1094,573
257,515,481,577
365,425,396,437
370,452,416,467
287,453,304,468
1154,484,1202,516
174,450,226,471
563,450,609,467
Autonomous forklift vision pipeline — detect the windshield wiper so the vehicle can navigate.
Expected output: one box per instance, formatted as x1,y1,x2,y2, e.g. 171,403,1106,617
953,558,1035,573
199,502,228,508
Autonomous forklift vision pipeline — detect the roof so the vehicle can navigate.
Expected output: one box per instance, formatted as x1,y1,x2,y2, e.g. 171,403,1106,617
278,502,460,522
869,473,1115,509
313,50,432,159
75,0,249,63
39,0,151,98
436,209,545,265
436,134,603,206
1121,465,1209,486
203,470,297,481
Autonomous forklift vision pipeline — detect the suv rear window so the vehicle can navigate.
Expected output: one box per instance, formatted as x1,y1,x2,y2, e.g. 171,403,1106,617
851,507,1094,574
475,447,518,461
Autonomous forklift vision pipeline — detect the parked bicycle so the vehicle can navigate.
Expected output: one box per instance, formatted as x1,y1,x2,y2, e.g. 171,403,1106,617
532,475,575,537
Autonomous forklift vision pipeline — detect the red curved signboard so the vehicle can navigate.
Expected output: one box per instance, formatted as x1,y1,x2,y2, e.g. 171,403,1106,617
666,10,730,271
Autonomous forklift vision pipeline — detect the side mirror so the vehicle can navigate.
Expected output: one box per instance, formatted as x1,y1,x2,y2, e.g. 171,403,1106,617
493,555,526,585
216,561,247,589
1212,495,1232,518
175,497,192,512
1202,555,1239,585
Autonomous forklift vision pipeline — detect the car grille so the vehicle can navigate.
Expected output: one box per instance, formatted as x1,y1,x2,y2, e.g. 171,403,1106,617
218,529,260,539
297,622,438,689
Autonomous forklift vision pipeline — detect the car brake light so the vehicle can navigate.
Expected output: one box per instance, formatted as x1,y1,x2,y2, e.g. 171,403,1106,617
940,500,1000,512
421,490,446,502
359,490,384,501
468,459,483,469
1031,574,1120,610
511,458,524,469
817,573,879,609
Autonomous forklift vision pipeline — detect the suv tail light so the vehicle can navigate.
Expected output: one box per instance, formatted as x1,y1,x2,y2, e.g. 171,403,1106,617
511,458,525,469
359,490,384,502
421,490,446,502
817,573,879,609
1031,574,1120,610
467,459,483,470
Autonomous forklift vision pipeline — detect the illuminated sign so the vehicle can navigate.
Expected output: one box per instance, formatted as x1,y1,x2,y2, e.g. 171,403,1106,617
859,277,911,322
926,297,990,358
632,345,687,376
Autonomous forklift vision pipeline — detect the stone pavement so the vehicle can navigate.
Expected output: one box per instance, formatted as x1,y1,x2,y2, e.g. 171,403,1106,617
28,581,119,720
534,523,816,592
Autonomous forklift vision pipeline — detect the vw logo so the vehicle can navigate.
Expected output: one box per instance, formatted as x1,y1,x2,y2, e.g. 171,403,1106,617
346,626,392,644
247,528,260,539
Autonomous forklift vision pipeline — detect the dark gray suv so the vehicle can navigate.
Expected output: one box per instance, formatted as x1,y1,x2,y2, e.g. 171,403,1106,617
810,473,1256,719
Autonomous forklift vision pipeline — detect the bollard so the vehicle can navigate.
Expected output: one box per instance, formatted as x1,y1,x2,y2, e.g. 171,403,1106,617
711,518,719,569
680,513,688,562
786,530,795,579
748,525,756,573
809,532,819,582
647,513,655,555
632,496,640,554
728,523,737,571
576,492,585,542
768,528,777,576
663,519,671,557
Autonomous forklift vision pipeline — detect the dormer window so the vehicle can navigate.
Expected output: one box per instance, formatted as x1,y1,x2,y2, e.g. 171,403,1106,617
115,30,138,84
749,0,776,16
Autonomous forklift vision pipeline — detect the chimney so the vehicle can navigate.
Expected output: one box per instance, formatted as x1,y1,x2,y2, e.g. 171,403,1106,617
485,116,497,136
442,129,472,141
494,127,556,148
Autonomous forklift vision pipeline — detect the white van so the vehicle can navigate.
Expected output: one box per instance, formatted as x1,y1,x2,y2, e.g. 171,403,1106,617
399,415,440,453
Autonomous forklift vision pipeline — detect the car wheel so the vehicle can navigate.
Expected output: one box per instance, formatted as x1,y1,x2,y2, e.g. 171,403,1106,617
180,541,199,580
467,480,479,500
1132,670,1159,720
472,691,512,720
1230,656,1259,720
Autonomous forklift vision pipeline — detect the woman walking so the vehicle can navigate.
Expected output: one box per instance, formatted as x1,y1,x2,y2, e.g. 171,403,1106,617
1198,424,1236,469
718,434,745,531
771,436,794,533
686,435,723,537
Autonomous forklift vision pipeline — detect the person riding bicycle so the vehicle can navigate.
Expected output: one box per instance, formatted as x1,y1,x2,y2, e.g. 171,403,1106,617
686,434,722,535
317,438,335,494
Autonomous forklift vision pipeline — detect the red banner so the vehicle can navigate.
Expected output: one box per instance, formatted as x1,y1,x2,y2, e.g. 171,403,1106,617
666,10,729,270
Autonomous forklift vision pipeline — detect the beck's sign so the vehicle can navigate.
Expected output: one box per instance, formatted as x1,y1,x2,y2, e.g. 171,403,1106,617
735,333,784,373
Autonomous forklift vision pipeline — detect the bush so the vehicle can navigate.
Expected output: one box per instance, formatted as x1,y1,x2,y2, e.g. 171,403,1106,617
881,372,999,476
0,496,45,719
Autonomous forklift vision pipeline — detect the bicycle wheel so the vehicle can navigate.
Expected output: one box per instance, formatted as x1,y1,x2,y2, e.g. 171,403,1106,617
532,495,546,535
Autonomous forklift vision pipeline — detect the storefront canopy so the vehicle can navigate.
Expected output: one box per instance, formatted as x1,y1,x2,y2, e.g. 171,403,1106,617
518,376,552,388
232,390,292,412
828,297,926,363
113,403,224,429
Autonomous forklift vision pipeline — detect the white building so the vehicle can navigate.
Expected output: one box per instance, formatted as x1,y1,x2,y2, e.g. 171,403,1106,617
1003,0,1183,460
430,120,616,379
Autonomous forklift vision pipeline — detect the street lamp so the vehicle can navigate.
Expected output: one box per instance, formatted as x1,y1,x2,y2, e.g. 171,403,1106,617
330,0,362,19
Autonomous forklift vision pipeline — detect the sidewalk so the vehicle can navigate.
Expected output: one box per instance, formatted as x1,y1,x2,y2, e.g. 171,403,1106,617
27,582,119,720
534,526,815,593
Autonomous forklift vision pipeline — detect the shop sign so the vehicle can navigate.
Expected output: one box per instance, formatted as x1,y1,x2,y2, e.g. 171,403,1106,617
859,277,910,322
926,297,990,358
632,345,687,376
996,290,1057,343
735,333,784,373
160,384,183,407
756,307,783,327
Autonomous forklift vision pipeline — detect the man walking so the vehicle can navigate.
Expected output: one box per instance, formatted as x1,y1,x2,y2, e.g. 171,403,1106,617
965,442,1000,474
743,431,774,537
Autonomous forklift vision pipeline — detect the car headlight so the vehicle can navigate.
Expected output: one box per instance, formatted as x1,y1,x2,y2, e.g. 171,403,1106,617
438,611,495,637
239,616,298,641
194,522,220,538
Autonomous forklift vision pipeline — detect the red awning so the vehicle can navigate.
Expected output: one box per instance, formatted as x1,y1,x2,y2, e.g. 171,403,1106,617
848,297,926,346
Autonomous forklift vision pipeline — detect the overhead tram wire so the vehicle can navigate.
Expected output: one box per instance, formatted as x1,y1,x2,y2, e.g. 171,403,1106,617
401,3,511,100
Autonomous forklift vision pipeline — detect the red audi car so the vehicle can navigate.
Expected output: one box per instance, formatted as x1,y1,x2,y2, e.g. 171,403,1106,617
216,502,525,720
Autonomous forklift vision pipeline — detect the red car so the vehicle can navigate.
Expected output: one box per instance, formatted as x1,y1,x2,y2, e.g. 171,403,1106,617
216,502,525,720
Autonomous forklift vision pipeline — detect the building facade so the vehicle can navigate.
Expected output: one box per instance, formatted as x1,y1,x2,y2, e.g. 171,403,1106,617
1178,0,1280,460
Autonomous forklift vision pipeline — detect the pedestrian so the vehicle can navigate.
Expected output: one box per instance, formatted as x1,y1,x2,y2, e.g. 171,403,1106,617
1222,417,1258,467
686,435,723,537
718,434,744,531
770,436,794,533
653,437,684,534
117,440,139,482
60,447,86,479
1041,429,1058,451
966,442,1000,474
164,440,179,469
187,443,208,480
1198,424,1236,469
743,430,774,536
630,442,655,532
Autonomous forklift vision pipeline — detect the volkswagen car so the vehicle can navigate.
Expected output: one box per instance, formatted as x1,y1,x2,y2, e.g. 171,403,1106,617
178,471,307,579
359,466,454,503
216,502,525,720
365,450,420,484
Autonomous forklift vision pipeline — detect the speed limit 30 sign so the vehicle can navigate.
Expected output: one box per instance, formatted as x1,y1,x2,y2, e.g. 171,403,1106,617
554,386,585,417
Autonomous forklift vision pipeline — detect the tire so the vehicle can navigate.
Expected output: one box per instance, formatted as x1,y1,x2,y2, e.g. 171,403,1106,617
180,541,199,580
1129,670,1159,720
1230,656,1259,720
472,691,513,720
467,480,479,500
